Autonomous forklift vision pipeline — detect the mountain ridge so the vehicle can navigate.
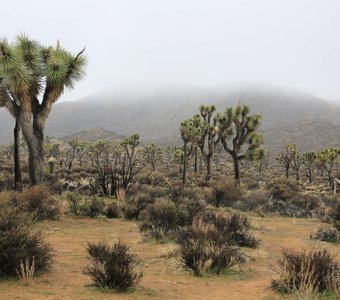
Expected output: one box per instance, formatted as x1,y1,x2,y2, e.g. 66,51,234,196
0,83,339,153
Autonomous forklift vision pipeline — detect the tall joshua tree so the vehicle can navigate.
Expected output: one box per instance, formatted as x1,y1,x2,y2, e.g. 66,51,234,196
0,34,86,184
275,144,297,178
216,105,263,182
316,148,340,186
196,105,220,182
180,119,195,184
302,152,316,184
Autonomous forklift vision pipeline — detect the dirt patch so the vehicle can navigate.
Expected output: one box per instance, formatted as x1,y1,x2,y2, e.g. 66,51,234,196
0,215,338,299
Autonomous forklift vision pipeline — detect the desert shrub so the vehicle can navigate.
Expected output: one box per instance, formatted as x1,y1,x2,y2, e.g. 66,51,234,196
168,184,203,202
139,198,188,240
272,248,340,294
311,226,340,243
11,186,61,220
233,189,269,212
47,181,64,195
0,175,14,191
105,201,121,218
142,185,169,200
79,171,89,179
137,171,167,187
207,179,245,207
331,204,340,232
177,196,207,224
331,204,340,221
267,179,301,201
122,192,156,220
80,196,105,218
290,193,320,211
243,178,261,190
83,240,142,291
177,218,245,276
0,204,53,277
191,209,259,248
67,192,83,215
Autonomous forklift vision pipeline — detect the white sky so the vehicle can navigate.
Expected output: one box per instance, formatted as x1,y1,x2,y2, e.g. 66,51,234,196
1,0,340,101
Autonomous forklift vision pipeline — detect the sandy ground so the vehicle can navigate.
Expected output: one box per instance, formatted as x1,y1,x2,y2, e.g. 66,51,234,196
0,215,339,300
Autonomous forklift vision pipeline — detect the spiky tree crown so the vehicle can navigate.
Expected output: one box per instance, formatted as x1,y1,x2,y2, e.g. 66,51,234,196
0,34,86,117
217,105,263,157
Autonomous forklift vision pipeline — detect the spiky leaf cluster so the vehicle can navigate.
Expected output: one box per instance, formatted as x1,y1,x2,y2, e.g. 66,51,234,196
216,105,263,159
0,34,86,118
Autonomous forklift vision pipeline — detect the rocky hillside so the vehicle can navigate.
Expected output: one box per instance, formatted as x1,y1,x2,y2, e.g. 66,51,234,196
1,83,339,153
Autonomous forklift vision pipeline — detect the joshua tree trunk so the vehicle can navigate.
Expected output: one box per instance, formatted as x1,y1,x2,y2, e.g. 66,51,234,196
14,121,22,190
194,145,198,173
285,168,289,178
182,143,188,185
206,155,211,182
308,167,312,183
20,113,45,185
233,156,240,183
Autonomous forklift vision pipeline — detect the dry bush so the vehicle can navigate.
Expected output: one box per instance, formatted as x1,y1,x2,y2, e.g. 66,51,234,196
10,185,61,220
0,204,53,278
139,198,188,240
233,189,269,212
80,196,105,218
207,179,245,207
272,248,340,295
122,192,156,220
105,201,121,218
83,240,142,291
177,218,245,276
136,171,167,187
311,226,340,243
189,209,259,248
267,178,302,201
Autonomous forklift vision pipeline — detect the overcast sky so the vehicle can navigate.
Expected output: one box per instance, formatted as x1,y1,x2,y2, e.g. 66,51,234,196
1,0,340,101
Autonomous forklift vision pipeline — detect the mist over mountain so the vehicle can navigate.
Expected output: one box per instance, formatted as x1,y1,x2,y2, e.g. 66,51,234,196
1,83,339,153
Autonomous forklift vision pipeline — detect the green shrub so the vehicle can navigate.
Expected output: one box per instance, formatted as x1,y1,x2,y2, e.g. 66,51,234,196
83,240,142,291
80,196,105,218
121,193,155,220
311,226,339,243
67,192,83,215
0,204,54,278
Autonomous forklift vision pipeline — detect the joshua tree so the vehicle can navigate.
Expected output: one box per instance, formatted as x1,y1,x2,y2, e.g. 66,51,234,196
196,105,220,181
180,118,201,184
275,144,297,178
247,148,267,173
217,105,263,182
1,144,14,161
13,121,21,189
76,142,87,166
316,148,340,186
0,34,86,184
172,147,184,174
67,138,80,161
292,147,302,181
144,144,163,171
302,152,316,183
112,134,145,194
